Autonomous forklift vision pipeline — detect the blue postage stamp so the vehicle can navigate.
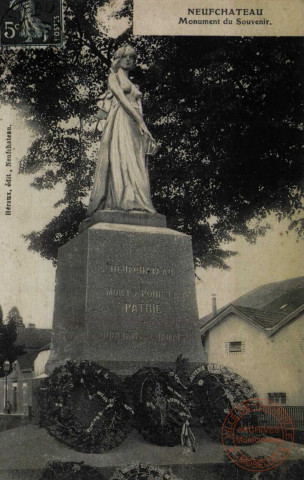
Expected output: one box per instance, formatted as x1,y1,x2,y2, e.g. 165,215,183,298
0,0,62,47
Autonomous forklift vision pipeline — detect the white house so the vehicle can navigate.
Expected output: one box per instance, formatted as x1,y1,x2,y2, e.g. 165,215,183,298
200,276,304,409
0,325,51,414
34,345,51,379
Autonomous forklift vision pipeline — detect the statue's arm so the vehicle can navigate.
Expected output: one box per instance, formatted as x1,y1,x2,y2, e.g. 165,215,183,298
108,73,144,127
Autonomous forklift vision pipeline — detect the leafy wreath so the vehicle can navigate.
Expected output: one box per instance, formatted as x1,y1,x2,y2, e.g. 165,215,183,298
36,360,134,453
126,367,193,447
189,364,264,443
110,463,183,480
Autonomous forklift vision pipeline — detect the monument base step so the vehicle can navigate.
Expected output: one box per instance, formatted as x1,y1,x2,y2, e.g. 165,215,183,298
45,359,200,378
0,425,302,480
79,209,167,232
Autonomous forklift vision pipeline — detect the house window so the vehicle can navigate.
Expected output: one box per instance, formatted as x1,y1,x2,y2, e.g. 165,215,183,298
225,341,244,354
268,393,287,404
229,341,242,352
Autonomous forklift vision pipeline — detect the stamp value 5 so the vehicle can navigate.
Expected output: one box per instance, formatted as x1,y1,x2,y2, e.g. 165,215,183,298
0,0,62,47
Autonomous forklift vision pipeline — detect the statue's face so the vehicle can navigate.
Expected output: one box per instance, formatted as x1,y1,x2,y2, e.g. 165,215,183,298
120,47,136,71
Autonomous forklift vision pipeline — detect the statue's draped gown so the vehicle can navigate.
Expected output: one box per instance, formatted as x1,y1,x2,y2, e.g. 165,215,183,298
87,70,155,216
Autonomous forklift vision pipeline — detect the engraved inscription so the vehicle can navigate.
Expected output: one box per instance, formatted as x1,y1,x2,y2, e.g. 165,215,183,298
110,265,173,275
106,288,127,297
159,333,187,342
106,288,163,298
105,264,176,315
98,331,188,343
106,284,178,314
124,303,161,314
106,288,177,298
100,331,140,341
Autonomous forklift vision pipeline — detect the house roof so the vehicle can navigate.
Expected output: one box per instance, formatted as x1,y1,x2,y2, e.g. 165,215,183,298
17,328,52,350
38,343,51,353
263,287,304,315
15,343,51,372
235,305,285,329
200,276,304,337
12,328,52,372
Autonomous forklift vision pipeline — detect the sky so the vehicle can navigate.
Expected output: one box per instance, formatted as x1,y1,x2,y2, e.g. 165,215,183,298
96,0,130,38
0,104,303,329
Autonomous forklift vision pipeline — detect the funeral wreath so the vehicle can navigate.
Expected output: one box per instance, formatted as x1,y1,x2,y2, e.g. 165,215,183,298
36,360,134,453
110,463,183,480
126,367,194,447
189,364,264,443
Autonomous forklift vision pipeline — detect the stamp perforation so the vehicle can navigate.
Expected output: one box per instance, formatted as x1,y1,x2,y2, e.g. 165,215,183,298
0,0,63,48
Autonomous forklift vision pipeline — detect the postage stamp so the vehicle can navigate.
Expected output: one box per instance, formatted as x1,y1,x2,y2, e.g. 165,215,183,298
0,0,62,47
221,398,294,472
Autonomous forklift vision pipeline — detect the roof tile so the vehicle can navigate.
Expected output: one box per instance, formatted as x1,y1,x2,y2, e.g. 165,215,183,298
200,276,304,333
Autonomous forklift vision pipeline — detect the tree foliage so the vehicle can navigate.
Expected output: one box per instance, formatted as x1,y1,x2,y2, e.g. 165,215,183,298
6,306,24,327
0,1,303,268
0,311,24,377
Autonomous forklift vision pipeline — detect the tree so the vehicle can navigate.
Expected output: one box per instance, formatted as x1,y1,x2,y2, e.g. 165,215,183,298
0,312,24,377
0,1,303,269
6,307,24,328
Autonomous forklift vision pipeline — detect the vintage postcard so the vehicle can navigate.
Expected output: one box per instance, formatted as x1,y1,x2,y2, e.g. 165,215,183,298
0,0,303,479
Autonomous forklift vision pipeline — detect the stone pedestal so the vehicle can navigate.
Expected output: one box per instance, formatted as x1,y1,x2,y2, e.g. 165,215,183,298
78,209,167,232
46,218,203,376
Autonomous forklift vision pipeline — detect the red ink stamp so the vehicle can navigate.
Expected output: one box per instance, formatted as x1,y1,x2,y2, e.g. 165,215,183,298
221,398,294,472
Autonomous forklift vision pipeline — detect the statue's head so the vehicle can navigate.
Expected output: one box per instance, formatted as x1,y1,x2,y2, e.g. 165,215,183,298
111,44,137,73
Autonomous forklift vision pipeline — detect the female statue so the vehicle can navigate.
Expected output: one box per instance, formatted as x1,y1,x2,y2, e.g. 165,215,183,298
87,44,158,217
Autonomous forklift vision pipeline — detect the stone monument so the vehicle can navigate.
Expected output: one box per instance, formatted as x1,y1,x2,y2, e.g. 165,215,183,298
46,45,203,376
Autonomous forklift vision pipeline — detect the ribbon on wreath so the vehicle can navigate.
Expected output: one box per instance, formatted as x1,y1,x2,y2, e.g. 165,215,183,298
181,420,196,452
